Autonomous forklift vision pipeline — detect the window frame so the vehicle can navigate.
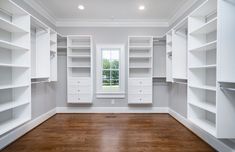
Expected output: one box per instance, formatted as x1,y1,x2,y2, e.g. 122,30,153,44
96,44,125,99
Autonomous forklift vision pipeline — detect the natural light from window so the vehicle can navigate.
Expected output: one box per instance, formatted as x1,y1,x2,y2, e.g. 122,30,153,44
102,49,120,91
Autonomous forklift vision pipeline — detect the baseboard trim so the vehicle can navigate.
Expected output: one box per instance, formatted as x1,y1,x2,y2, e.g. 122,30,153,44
56,107,169,113
168,109,233,152
0,108,57,150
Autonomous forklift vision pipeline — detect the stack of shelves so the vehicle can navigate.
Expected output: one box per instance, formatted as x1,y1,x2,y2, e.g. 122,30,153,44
30,16,50,82
50,29,57,81
187,0,218,137
166,31,173,82
128,36,153,104
67,35,93,103
0,0,31,135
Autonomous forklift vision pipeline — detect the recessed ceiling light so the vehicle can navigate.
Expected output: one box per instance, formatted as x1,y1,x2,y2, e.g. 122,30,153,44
139,5,145,10
78,5,85,10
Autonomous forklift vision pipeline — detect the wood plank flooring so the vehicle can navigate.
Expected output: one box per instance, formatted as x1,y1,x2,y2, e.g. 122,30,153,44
2,114,216,152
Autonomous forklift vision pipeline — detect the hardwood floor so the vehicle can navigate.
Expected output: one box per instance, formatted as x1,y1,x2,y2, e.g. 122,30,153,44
2,114,215,152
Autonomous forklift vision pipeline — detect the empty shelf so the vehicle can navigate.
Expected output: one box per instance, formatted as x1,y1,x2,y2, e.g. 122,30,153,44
67,55,91,58
0,100,30,113
189,117,216,136
0,18,29,33
67,66,91,68
189,64,216,69
189,41,217,52
68,45,91,49
0,117,30,135
190,18,217,35
129,46,152,50
0,84,29,90
189,101,216,113
189,84,216,91
0,63,29,68
0,40,29,51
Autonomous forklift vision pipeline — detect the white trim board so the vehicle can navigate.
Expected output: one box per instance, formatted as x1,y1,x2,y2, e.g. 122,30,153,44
168,109,234,152
0,108,56,150
56,107,169,113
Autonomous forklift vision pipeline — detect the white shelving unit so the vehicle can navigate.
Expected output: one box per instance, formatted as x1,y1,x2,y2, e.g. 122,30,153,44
128,36,153,104
50,29,57,81
172,19,188,81
0,0,31,135
67,35,93,103
166,31,173,82
30,16,50,81
153,37,166,78
188,0,235,138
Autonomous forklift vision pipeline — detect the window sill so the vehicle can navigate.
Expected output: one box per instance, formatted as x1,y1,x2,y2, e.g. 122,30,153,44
96,92,125,99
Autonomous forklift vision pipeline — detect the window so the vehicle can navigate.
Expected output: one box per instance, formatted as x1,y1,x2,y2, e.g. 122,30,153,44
96,45,125,98
102,49,120,91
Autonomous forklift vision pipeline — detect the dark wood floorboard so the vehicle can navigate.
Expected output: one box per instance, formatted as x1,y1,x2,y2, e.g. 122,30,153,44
2,114,215,152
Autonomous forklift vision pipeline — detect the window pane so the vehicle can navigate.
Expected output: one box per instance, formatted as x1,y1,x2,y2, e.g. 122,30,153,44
111,70,119,80
111,50,119,60
102,70,110,79
102,59,110,69
103,79,110,86
110,60,119,69
111,80,119,86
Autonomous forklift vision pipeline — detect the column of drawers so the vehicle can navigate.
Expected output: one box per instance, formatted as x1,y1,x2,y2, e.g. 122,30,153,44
128,78,152,104
67,78,92,103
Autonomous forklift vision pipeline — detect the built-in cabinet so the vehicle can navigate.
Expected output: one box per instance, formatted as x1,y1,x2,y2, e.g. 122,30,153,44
128,36,153,104
0,0,31,135
187,0,235,138
166,32,173,82
50,29,57,81
67,35,93,103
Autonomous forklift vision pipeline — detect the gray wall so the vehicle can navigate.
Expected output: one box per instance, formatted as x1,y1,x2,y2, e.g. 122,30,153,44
56,27,170,108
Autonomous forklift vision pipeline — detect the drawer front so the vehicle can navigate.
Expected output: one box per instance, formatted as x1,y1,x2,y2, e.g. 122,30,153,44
68,85,91,94
128,94,152,104
68,78,91,86
68,94,92,103
128,78,152,86
128,86,152,94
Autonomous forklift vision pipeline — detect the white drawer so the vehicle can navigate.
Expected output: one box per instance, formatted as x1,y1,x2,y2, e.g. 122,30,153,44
128,86,152,94
128,78,152,86
67,94,92,103
68,78,91,86
128,94,152,104
68,86,91,94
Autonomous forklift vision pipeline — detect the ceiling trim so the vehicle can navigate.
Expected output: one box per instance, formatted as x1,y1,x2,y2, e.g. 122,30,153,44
23,0,199,28
23,0,56,25
168,0,199,26
55,19,169,27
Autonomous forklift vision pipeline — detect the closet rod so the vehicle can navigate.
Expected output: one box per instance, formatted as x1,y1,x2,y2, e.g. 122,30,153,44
174,82,187,85
220,86,235,92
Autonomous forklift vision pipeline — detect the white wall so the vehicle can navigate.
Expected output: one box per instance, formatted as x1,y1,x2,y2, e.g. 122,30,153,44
56,27,170,108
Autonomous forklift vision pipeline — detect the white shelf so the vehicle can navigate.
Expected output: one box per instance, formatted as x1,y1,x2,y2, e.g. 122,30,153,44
0,100,30,113
129,66,152,69
189,64,216,69
50,50,56,53
57,46,67,49
0,117,30,135
189,41,217,52
0,18,29,33
129,46,152,50
0,40,29,51
50,40,56,45
189,84,216,91
189,117,216,136
68,66,91,68
189,101,216,113
67,55,90,58
190,18,217,35
0,63,29,68
68,45,91,49
0,84,29,90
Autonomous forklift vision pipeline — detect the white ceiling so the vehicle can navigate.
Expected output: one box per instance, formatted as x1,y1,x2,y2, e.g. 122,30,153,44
24,0,198,27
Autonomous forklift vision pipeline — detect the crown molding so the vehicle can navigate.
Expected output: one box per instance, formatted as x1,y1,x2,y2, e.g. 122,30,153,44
168,0,199,26
55,19,169,27
23,0,56,25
